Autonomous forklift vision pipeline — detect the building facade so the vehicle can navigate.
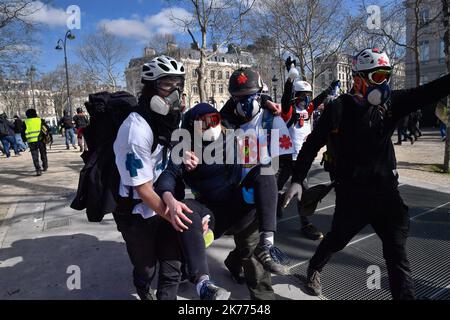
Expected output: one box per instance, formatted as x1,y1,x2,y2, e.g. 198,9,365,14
125,47,254,110
405,0,447,125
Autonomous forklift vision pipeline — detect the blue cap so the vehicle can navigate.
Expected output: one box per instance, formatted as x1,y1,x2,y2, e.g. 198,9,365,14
182,103,218,130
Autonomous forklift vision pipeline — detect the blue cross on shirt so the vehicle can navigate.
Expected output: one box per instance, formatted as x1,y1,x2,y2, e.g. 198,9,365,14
126,153,144,178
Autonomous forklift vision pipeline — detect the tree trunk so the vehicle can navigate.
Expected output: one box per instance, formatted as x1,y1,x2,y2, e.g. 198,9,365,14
197,49,207,103
443,0,450,172
414,1,421,87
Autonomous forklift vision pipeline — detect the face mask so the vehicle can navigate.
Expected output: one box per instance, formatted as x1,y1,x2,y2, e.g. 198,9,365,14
366,82,391,106
236,94,260,119
203,125,222,142
150,90,181,115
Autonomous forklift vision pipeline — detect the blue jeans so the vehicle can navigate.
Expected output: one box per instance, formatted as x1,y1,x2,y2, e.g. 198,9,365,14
14,133,27,150
439,122,447,138
1,135,20,157
65,128,76,147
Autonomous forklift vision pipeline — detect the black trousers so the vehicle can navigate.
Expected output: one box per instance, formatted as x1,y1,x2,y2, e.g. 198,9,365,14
242,165,278,233
113,212,182,300
309,181,415,300
29,141,48,171
180,198,274,299
228,219,275,300
276,154,310,225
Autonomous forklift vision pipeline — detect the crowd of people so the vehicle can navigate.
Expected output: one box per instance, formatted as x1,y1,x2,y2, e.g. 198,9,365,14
68,48,450,302
0,106,90,176
3,46,450,301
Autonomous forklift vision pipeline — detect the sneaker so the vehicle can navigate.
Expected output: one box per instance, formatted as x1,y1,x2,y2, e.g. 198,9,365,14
394,142,402,146
306,266,322,296
442,136,447,142
36,169,43,176
66,146,70,150
73,145,77,150
199,281,231,300
224,253,246,284
43,166,48,172
301,224,324,241
254,244,289,275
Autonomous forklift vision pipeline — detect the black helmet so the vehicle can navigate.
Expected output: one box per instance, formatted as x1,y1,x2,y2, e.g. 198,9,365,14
76,107,83,114
228,68,263,97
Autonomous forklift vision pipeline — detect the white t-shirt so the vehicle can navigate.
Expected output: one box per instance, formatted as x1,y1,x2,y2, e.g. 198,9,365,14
289,108,311,161
237,110,294,178
113,112,166,219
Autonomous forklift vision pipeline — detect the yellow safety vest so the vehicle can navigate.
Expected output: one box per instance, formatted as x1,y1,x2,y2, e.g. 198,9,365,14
24,118,42,143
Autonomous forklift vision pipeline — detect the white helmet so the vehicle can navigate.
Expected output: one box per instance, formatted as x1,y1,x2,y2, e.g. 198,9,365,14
262,83,269,93
141,55,185,83
352,48,392,74
293,80,312,93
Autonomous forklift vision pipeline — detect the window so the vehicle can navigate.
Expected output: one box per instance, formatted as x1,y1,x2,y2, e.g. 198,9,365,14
420,75,428,85
210,70,215,79
419,8,429,27
419,41,430,62
440,38,446,60
192,69,197,78
211,84,216,94
225,71,230,79
219,84,224,94
192,85,199,94
217,71,223,80
328,73,333,81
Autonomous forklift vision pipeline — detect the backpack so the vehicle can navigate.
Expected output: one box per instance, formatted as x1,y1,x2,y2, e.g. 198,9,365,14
39,124,52,145
320,96,344,179
70,91,158,222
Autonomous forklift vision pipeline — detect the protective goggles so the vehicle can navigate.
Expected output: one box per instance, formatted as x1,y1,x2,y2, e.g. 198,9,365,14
196,113,221,130
156,76,185,92
232,93,261,103
366,69,392,85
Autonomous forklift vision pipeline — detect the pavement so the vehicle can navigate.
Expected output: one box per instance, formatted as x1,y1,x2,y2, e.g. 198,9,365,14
0,131,449,300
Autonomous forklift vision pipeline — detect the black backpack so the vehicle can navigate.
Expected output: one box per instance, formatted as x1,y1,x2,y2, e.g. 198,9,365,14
70,91,158,222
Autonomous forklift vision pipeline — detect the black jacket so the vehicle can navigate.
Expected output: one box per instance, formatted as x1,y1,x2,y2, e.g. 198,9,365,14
156,140,242,206
292,74,450,185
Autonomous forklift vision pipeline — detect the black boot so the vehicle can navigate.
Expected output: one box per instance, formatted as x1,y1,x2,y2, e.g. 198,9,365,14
301,223,324,241
224,252,246,284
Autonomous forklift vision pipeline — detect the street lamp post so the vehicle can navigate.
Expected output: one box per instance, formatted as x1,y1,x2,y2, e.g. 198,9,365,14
272,75,279,103
27,66,36,110
56,30,75,118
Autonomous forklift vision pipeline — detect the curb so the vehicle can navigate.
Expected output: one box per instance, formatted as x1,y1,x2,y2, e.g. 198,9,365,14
0,202,18,249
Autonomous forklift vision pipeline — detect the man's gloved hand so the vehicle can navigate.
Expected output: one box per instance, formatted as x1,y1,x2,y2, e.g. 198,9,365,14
288,66,300,82
285,57,297,71
282,182,303,208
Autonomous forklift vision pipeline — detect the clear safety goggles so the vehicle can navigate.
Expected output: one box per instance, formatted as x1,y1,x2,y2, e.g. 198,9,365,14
156,76,185,93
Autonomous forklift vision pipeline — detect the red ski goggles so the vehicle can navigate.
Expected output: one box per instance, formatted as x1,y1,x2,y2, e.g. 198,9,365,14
366,69,392,85
196,113,221,130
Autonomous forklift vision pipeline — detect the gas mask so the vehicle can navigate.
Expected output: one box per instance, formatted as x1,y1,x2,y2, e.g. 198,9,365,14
365,82,391,106
150,89,182,115
236,94,261,119
294,92,311,111
203,125,222,142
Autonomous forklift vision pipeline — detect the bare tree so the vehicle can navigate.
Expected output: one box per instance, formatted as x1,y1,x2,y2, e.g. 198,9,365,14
442,0,450,171
168,0,256,102
0,0,41,70
76,26,129,91
361,0,444,87
149,33,177,55
253,0,360,96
